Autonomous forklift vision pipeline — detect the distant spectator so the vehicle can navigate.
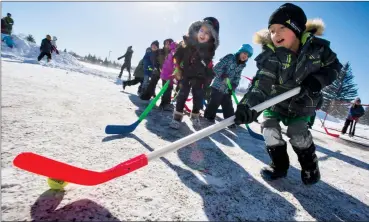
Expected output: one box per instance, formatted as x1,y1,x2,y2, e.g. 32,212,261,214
2,13,14,34
341,97,365,135
117,46,134,80
51,36,59,54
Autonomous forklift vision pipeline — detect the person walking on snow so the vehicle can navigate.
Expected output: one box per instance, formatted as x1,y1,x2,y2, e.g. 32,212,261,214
204,44,253,128
341,97,365,136
170,16,220,129
37,35,53,62
234,3,342,185
117,46,134,80
122,59,145,95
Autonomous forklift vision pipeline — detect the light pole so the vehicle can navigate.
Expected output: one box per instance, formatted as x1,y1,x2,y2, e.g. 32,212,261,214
108,50,112,60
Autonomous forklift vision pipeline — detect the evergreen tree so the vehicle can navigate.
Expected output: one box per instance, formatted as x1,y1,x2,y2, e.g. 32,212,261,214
64,49,67,53
103,57,108,66
321,62,358,114
26,34,36,43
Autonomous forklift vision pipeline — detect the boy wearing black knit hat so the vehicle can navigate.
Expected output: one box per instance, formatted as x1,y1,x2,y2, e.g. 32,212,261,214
234,3,343,185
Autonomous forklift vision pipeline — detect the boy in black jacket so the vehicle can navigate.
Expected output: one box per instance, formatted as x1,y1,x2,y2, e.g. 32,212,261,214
234,3,342,185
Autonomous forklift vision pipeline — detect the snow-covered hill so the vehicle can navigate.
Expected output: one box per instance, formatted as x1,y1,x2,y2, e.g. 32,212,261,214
1,34,124,81
1,35,369,221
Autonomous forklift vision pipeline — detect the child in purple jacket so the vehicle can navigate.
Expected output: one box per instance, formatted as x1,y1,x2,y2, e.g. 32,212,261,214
159,41,178,111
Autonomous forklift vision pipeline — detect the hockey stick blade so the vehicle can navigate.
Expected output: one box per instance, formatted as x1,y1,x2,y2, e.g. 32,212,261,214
105,80,170,135
105,120,140,135
324,127,340,138
245,124,265,141
13,152,148,186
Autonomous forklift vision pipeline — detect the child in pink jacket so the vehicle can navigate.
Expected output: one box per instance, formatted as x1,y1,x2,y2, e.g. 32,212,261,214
159,41,178,111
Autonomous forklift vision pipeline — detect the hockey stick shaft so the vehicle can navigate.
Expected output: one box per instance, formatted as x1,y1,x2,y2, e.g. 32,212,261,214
147,87,300,161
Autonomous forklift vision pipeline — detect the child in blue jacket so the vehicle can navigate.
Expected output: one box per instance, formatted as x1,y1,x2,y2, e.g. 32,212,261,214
204,44,253,128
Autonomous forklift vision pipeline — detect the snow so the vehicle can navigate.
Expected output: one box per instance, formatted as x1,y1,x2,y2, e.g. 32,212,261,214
2,35,369,221
1,34,127,81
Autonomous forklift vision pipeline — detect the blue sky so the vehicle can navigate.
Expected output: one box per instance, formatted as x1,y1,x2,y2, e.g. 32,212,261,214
2,2,369,103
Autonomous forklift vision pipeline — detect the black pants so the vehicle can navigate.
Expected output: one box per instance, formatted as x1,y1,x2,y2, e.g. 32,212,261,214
38,52,51,61
176,78,204,114
160,79,173,107
124,77,143,86
204,87,234,120
118,62,131,79
341,118,356,135
140,73,160,100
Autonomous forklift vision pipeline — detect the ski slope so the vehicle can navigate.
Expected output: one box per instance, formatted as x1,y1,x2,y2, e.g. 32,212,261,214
2,36,369,221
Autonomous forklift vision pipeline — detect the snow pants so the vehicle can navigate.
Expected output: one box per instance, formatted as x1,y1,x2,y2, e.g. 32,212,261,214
176,78,204,114
140,72,160,100
204,87,234,120
341,118,356,135
261,110,313,150
160,79,173,107
38,52,51,61
118,62,131,79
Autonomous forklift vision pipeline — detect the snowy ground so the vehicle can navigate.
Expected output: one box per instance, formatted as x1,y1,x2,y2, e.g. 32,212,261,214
2,36,369,221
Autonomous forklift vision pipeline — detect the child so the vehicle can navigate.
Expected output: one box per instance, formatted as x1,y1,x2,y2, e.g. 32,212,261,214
341,97,365,135
234,3,342,185
140,40,160,100
142,38,174,102
37,35,53,62
159,41,178,111
123,59,145,95
204,44,253,127
170,17,219,129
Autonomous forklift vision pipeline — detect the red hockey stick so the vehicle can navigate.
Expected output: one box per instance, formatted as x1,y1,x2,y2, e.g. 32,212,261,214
13,153,148,186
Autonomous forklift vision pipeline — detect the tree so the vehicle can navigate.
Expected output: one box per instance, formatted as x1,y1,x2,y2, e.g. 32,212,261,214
103,57,109,66
321,62,358,115
26,34,36,43
64,49,67,53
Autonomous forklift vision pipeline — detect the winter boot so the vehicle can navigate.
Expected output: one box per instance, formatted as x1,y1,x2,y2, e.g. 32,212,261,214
137,84,143,96
170,110,183,130
190,112,201,128
292,143,321,185
261,144,290,180
160,104,174,112
122,81,127,90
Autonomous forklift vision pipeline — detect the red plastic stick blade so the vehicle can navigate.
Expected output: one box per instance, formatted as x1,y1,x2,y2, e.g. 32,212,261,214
324,127,340,138
13,152,148,186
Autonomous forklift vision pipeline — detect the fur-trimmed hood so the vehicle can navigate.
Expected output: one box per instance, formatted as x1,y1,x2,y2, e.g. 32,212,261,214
188,20,219,49
253,18,325,46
